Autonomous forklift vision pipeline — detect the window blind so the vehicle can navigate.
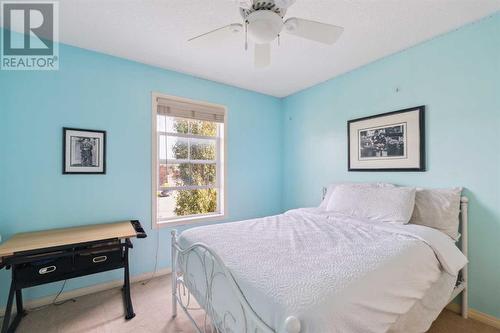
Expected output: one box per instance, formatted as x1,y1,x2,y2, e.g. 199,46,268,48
157,97,225,123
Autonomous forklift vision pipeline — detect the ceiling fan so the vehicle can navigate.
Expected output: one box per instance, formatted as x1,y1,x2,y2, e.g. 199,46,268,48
188,0,344,68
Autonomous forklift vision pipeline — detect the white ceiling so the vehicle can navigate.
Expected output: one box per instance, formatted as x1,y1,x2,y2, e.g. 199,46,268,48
44,1,500,96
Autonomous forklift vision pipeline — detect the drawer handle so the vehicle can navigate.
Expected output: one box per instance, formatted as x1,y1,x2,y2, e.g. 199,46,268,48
93,256,107,263
39,266,56,275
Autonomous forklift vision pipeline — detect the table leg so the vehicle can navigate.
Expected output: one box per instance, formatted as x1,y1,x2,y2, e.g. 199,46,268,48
1,282,15,333
8,309,23,333
15,289,26,318
123,246,135,320
7,288,28,332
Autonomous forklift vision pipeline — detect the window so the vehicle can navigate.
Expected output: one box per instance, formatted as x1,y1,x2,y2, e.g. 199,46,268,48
152,93,226,226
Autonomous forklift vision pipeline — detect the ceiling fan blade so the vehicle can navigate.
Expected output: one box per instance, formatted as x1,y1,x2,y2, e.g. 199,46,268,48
274,0,296,8
283,18,343,45
254,43,271,68
233,0,253,9
188,23,243,44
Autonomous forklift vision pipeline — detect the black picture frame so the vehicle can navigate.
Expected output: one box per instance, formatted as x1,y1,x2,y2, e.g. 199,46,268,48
63,127,106,174
347,106,425,172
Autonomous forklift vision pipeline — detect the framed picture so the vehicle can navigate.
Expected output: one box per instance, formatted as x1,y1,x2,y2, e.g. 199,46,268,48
348,106,425,171
63,128,106,174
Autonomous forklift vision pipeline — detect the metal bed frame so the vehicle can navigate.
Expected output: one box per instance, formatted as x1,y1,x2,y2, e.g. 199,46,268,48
170,194,469,332
452,196,469,318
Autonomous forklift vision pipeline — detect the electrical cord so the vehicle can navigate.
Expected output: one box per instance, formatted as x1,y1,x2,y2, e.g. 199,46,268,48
27,280,76,314
52,279,76,306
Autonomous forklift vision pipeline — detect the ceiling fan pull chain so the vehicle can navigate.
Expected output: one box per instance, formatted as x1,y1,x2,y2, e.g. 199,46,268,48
278,34,280,46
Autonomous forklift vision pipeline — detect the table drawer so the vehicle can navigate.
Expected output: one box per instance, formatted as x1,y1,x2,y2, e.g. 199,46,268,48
75,247,122,270
15,256,73,283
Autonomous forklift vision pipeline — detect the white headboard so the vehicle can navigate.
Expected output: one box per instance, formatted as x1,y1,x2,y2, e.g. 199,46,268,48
459,196,469,317
459,196,469,257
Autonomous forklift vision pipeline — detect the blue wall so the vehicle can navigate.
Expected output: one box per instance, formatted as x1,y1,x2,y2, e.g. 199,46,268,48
0,39,283,305
282,13,500,317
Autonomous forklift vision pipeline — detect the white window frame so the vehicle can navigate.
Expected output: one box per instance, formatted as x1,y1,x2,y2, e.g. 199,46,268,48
151,92,227,228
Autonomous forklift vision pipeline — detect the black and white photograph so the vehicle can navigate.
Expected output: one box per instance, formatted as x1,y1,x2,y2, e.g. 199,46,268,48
348,106,425,171
63,128,106,174
359,123,406,159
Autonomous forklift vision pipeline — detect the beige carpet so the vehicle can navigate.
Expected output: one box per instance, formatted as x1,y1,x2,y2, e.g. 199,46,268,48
8,275,497,333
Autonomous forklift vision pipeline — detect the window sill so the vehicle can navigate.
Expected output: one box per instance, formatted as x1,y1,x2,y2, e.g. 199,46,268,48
155,213,226,228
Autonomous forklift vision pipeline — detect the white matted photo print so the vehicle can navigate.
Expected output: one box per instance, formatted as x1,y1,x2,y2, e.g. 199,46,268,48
63,128,106,174
348,106,425,171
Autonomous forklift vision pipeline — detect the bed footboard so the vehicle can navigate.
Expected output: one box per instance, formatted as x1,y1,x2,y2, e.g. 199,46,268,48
171,230,301,333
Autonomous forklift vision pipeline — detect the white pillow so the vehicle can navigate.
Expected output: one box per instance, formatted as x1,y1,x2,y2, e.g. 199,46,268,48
319,182,395,210
409,187,463,240
326,185,416,224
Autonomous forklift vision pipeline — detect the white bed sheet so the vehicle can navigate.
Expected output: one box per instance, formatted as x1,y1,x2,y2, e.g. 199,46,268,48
388,272,457,333
178,208,467,333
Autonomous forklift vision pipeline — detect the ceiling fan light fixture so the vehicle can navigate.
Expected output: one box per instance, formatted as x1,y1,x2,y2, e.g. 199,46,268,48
246,10,284,44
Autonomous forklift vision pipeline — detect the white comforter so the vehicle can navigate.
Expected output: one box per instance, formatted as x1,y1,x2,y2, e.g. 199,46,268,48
178,208,467,333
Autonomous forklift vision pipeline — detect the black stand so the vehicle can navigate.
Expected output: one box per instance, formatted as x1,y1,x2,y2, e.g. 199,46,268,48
1,237,137,333
1,282,26,333
123,241,135,320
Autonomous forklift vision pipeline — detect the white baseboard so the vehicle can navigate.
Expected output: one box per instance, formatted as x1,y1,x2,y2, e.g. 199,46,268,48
446,303,500,329
0,267,171,317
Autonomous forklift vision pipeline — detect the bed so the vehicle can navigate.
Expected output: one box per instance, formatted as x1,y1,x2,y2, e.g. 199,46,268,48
170,187,469,333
